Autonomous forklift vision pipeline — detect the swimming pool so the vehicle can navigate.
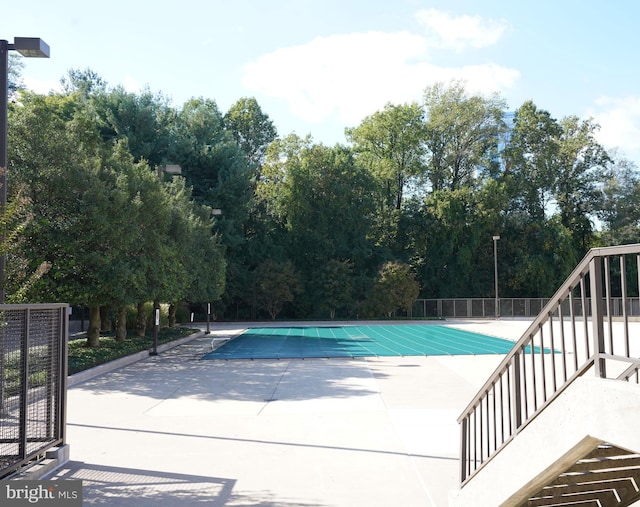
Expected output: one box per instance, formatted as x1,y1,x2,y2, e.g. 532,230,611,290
201,324,521,359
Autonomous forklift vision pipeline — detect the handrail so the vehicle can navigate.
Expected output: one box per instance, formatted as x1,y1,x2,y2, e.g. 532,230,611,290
458,244,640,485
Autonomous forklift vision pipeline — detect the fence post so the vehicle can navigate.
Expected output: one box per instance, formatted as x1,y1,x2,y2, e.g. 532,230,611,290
589,256,607,378
512,353,522,430
18,308,30,460
0,310,4,416
58,306,69,444
460,417,468,483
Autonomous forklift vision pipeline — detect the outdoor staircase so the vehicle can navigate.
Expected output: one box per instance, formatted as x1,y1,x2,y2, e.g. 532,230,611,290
450,245,640,507
527,444,640,507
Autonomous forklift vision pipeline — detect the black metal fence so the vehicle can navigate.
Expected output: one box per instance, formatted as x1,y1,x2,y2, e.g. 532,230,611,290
412,298,552,318
413,296,640,319
0,304,68,478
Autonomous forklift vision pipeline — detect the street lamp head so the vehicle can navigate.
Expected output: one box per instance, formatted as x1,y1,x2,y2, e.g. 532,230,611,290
493,235,500,241
12,37,50,58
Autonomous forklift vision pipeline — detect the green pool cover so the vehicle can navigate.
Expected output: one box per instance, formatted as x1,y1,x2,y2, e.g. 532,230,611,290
201,324,522,359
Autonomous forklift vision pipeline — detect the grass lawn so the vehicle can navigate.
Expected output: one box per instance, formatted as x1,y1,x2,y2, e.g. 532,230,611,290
67,327,198,375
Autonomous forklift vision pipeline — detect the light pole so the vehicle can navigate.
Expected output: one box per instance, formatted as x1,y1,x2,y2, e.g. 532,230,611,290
1,37,50,301
205,209,222,334
493,235,500,319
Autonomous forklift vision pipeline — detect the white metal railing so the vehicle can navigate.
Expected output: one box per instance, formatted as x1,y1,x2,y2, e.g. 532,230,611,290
457,244,640,485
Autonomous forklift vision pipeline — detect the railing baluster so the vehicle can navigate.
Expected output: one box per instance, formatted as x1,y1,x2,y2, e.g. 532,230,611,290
521,345,528,421
569,289,579,372
499,374,505,444
491,384,497,452
539,324,547,402
590,256,607,378
637,254,640,322
507,364,518,437
530,334,538,410
485,393,490,459
549,313,557,392
621,255,630,357
460,417,468,483
479,399,484,463
604,256,614,354
508,358,515,434
558,301,568,382
581,276,590,360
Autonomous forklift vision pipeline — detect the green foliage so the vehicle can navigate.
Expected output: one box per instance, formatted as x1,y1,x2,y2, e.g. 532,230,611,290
597,155,640,245
5,76,632,324
2,346,51,398
365,261,420,317
258,137,377,314
67,326,195,375
319,260,355,319
347,102,425,210
505,100,561,219
8,54,25,95
7,85,225,345
224,97,278,166
251,260,301,319
423,81,506,191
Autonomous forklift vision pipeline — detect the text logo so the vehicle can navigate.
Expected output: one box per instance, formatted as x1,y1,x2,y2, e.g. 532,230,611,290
1,481,82,506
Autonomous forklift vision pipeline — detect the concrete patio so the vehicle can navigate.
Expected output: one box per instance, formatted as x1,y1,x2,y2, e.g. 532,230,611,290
47,319,534,506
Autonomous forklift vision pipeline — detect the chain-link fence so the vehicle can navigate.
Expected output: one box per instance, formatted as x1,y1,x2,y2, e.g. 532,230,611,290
0,304,68,478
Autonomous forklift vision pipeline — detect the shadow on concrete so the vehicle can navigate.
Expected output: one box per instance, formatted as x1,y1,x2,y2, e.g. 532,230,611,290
70,345,389,403
51,460,324,506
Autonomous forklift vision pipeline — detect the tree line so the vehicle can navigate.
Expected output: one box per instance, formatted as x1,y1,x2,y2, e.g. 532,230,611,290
6,65,640,340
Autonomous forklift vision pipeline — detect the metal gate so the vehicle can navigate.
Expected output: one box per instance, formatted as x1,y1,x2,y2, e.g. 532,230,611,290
0,304,68,478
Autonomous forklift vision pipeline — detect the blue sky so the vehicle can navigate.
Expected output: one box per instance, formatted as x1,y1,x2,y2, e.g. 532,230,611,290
6,0,640,164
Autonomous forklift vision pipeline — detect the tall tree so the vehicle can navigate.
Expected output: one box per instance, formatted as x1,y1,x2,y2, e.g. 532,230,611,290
258,136,377,314
8,54,25,95
554,116,609,253
94,86,177,169
423,81,507,192
223,97,277,167
365,261,420,318
9,92,135,344
60,68,107,96
176,97,254,318
251,260,300,320
504,100,561,220
347,102,425,210
597,155,640,245
413,187,498,298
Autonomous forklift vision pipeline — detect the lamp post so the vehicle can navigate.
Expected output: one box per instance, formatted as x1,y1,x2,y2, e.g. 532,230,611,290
150,301,160,356
205,209,222,334
1,37,50,301
493,235,500,319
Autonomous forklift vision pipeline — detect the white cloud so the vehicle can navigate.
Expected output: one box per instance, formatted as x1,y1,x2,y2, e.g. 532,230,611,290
243,32,427,124
415,8,510,51
122,75,141,94
588,96,640,162
242,29,519,126
22,76,62,95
